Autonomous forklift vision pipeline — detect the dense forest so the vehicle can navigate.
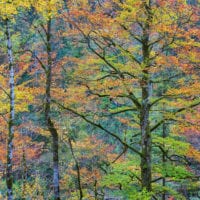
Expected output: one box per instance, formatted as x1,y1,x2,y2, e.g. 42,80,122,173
0,0,199,199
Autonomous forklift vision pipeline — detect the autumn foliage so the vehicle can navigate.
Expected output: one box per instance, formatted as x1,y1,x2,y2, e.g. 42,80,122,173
0,0,199,200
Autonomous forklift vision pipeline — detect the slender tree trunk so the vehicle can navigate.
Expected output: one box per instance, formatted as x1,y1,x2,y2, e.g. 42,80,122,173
5,19,15,200
162,101,167,200
94,179,98,200
44,19,60,200
68,138,83,200
22,149,27,200
162,123,167,200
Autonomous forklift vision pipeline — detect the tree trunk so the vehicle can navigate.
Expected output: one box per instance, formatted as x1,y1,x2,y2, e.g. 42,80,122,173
44,19,60,200
5,19,15,200
162,101,167,200
140,1,152,191
140,80,151,191
68,138,83,200
22,149,27,200
162,123,167,200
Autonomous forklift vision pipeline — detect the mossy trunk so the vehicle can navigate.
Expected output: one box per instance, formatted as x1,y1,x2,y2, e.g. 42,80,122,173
140,1,152,191
140,77,152,191
44,19,60,200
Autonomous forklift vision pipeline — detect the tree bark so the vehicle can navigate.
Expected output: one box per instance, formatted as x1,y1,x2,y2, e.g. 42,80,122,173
22,149,27,200
140,76,152,191
5,19,15,200
68,138,83,200
140,1,152,191
162,122,167,200
44,19,60,200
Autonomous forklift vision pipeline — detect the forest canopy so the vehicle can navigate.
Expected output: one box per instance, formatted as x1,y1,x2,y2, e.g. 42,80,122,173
0,0,199,199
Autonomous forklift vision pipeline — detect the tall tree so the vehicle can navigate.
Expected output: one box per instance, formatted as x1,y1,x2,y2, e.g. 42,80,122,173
28,1,63,199
5,18,15,200
45,18,60,200
57,0,200,197
0,1,30,199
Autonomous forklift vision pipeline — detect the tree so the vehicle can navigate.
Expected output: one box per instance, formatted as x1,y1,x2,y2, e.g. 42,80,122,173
61,133,122,199
0,1,30,199
56,0,200,197
26,1,63,199
5,17,15,200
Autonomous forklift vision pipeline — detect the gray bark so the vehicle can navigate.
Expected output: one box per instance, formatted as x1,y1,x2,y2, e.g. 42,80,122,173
5,19,15,200
140,77,152,191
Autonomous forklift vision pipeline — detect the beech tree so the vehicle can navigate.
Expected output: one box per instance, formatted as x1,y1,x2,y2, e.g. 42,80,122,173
56,0,200,197
26,1,64,199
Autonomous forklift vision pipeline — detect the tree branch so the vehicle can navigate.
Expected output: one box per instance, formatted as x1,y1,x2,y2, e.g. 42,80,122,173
52,100,143,157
